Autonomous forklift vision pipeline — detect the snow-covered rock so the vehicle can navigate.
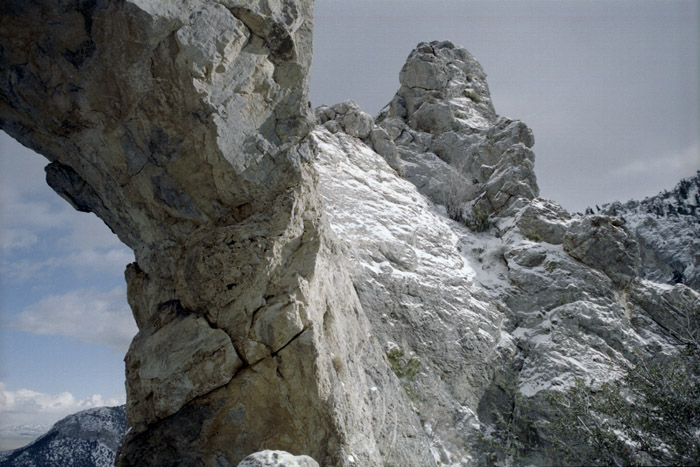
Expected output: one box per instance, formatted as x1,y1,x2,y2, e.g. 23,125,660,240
238,450,319,467
0,406,126,467
2,1,698,464
313,40,700,465
600,172,700,291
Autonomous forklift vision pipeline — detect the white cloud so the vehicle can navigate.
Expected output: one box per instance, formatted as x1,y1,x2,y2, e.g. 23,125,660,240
0,381,125,435
1,131,127,260
63,247,134,274
10,287,138,353
0,191,73,232
56,210,124,251
0,246,133,283
0,229,38,250
0,132,51,198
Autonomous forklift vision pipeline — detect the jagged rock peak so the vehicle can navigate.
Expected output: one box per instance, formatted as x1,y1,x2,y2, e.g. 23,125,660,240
365,41,539,221
388,40,498,133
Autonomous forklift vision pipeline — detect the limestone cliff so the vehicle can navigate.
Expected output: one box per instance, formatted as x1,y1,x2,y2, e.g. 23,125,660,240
1,1,431,464
1,2,698,466
315,41,699,465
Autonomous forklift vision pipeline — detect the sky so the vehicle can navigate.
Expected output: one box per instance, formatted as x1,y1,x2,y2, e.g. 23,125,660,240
0,136,135,449
1,0,699,450
311,0,700,211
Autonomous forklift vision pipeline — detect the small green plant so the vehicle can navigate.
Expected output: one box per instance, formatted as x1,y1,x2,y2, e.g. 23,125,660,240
464,90,481,103
387,347,421,380
387,346,422,400
465,206,492,232
524,232,544,243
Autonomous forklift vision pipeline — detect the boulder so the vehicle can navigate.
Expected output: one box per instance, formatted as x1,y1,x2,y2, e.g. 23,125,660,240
238,451,319,467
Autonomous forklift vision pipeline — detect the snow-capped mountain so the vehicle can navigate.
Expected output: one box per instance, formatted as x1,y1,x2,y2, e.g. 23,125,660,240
600,172,700,290
0,406,126,467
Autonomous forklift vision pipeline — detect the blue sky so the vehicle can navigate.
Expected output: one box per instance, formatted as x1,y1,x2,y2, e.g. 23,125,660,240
1,0,699,449
0,135,134,446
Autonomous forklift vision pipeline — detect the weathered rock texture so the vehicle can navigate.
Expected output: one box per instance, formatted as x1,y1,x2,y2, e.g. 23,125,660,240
313,41,700,465
376,41,539,220
238,450,319,467
2,3,698,466
600,172,700,291
1,1,431,465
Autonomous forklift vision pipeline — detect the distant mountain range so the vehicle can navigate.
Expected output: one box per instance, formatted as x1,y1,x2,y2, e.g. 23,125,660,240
0,406,126,467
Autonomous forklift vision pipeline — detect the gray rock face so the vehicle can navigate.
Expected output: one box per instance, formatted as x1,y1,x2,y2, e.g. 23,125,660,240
563,215,640,287
314,127,506,464
1,1,424,465
600,172,700,291
3,2,698,465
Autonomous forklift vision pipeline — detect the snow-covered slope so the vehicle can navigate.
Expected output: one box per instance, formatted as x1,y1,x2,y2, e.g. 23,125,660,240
600,172,700,290
313,40,700,465
314,126,505,464
0,406,126,467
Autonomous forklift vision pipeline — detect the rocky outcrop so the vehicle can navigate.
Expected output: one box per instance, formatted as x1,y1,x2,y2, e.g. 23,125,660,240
1,1,430,465
313,41,699,465
563,215,639,287
3,3,698,466
375,41,539,222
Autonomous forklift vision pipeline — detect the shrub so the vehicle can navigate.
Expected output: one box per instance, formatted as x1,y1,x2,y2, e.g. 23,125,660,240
524,232,544,243
441,169,471,222
545,349,700,466
465,206,492,232
387,347,422,401
387,347,421,380
464,90,481,103
478,374,540,465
